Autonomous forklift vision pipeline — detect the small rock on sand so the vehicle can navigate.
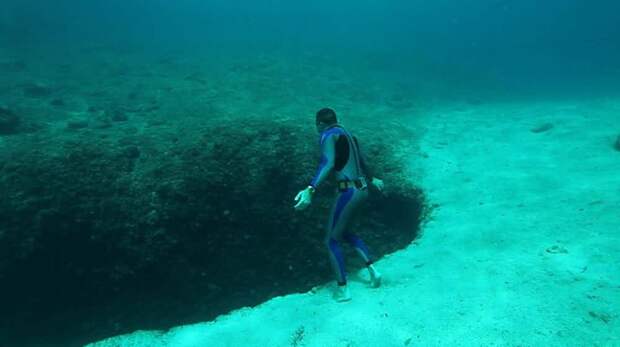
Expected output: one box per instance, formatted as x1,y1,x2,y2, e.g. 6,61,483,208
531,123,554,133
589,311,612,324
546,245,568,254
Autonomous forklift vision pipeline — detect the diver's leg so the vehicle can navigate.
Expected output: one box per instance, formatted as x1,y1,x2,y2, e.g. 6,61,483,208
342,232,381,288
342,232,373,265
341,193,381,288
326,188,372,300
326,237,350,301
326,237,347,285
325,188,361,301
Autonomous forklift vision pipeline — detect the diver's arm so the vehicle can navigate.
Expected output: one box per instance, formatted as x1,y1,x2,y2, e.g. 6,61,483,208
294,134,336,210
309,134,336,189
354,136,384,192
353,136,374,180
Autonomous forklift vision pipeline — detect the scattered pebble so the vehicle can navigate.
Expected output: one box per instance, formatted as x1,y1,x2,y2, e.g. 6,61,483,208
531,123,554,133
546,245,568,254
589,311,612,324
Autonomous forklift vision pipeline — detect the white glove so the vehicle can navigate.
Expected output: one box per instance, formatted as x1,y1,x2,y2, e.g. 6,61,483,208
294,186,315,210
372,177,385,192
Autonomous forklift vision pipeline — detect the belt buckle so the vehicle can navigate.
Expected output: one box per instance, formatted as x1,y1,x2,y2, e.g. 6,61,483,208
355,177,368,190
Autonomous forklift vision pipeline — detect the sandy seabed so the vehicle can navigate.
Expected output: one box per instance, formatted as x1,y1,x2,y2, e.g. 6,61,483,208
88,98,620,347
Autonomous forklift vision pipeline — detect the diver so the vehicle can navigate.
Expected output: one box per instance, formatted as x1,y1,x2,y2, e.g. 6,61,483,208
294,108,384,302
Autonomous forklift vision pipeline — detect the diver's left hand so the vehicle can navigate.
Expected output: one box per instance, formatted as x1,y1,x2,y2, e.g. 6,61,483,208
294,186,314,210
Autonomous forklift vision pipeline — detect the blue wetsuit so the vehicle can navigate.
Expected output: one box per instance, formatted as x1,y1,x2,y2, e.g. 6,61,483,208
310,124,374,285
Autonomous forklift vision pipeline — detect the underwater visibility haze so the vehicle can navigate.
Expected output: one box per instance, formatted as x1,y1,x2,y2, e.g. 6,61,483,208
1,1,619,346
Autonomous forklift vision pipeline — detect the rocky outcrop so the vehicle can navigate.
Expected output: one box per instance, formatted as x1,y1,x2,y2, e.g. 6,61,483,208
0,117,425,346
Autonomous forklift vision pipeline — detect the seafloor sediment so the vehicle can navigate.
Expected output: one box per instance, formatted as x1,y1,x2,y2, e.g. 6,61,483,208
88,98,620,347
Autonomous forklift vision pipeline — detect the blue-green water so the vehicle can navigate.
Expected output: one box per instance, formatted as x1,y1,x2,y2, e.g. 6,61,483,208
3,0,620,98
1,1,619,347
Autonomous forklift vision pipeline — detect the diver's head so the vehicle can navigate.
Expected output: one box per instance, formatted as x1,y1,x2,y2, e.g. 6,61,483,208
315,107,337,133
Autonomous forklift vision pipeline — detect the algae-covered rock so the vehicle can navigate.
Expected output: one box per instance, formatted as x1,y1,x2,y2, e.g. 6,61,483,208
0,117,425,346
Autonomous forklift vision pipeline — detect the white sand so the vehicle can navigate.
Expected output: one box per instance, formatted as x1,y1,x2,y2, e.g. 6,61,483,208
88,99,620,347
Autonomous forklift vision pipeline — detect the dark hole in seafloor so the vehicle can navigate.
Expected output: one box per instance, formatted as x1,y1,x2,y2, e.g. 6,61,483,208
0,149,425,347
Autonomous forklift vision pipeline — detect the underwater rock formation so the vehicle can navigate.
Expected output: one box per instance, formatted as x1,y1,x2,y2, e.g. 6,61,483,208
0,106,20,134
0,118,424,346
615,135,620,151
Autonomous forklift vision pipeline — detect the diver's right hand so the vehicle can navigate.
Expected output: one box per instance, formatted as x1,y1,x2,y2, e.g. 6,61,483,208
294,186,314,211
